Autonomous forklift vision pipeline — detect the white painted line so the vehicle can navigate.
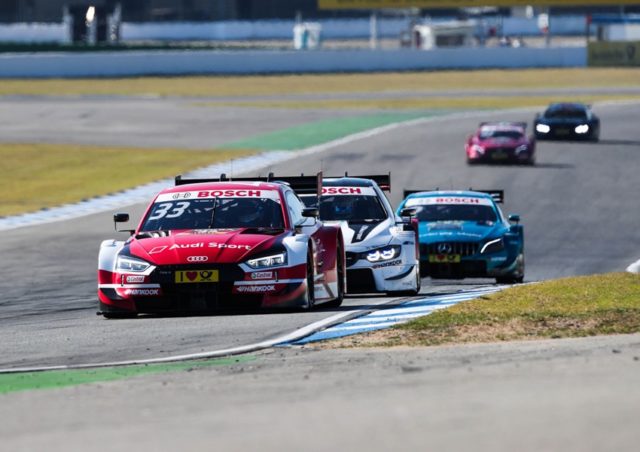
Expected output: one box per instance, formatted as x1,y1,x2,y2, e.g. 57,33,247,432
342,311,436,324
328,321,401,331
627,259,640,274
365,301,459,318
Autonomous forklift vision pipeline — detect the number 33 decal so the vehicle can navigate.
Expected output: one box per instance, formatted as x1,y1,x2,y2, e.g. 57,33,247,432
148,202,190,220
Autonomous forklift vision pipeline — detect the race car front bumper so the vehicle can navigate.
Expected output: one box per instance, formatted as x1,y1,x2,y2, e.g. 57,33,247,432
98,263,308,314
345,252,417,293
420,243,520,279
468,147,533,164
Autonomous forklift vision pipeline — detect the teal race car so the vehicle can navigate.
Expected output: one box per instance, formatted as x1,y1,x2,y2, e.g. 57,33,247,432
397,190,524,284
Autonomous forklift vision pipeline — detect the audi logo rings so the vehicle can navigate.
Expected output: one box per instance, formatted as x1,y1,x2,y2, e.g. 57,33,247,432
187,256,208,262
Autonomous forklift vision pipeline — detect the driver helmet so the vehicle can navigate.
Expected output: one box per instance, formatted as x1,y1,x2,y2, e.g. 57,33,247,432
236,199,263,225
333,196,354,217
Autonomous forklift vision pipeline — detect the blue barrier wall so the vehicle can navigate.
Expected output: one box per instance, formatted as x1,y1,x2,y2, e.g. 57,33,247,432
0,47,585,78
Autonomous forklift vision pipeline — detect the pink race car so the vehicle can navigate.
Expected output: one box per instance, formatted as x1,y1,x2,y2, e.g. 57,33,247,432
466,122,535,165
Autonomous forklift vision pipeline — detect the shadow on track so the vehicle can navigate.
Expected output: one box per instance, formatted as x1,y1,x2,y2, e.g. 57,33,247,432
467,162,574,169
597,139,640,147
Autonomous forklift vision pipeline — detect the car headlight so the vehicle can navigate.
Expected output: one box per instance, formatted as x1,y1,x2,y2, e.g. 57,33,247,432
116,255,152,273
246,252,287,269
536,124,550,134
366,245,400,263
575,124,589,134
471,144,485,155
480,238,505,254
515,144,528,153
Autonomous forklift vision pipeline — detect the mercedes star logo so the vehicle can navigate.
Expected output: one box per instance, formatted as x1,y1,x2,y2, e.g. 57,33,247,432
437,243,452,254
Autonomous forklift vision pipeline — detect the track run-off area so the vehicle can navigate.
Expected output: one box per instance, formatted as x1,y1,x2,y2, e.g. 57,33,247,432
1,90,639,451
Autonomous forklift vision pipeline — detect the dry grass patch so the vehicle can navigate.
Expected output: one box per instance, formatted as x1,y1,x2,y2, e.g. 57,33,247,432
1,68,639,97
320,273,640,348
0,143,254,217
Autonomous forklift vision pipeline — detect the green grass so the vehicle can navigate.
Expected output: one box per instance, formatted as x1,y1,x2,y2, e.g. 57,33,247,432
1,68,639,97
0,355,256,394
338,273,640,347
0,144,254,217
221,112,441,150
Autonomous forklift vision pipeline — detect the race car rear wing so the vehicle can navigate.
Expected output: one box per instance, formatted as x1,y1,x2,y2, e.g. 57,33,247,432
402,189,504,203
174,172,323,195
291,172,391,192
479,121,527,131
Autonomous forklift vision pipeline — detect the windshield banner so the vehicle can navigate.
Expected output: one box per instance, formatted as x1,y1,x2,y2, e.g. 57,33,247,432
322,186,377,196
155,189,281,203
405,197,493,207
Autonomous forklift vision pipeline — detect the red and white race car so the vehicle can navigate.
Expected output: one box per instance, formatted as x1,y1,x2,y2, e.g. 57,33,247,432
466,122,536,165
98,174,345,317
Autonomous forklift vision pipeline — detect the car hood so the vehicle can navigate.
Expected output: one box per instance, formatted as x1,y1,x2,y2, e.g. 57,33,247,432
128,229,286,265
330,218,394,249
538,117,588,126
418,221,504,243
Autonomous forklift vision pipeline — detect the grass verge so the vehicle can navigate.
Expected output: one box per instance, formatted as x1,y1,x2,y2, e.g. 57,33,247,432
221,111,440,150
328,273,640,348
1,68,639,97
0,355,256,395
0,144,254,217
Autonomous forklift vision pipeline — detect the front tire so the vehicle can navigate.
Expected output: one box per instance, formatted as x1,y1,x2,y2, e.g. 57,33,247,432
496,253,525,284
303,248,315,310
387,264,421,296
324,241,345,308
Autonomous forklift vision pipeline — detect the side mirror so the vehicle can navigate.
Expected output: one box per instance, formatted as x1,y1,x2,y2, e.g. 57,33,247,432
508,214,520,224
114,213,129,223
400,208,416,218
302,207,319,218
113,212,134,234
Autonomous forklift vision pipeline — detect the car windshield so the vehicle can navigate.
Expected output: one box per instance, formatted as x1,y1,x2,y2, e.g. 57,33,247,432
315,195,387,222
414,204,497,223
545,106,587,120
141,198,284,231
479,129,523,140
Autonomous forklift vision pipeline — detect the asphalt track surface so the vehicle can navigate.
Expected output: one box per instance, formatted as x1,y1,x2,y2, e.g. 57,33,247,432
1,100,640,368
1,95,639,450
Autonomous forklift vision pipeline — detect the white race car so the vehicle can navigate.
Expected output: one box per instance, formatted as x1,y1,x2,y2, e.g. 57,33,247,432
298,175,420,295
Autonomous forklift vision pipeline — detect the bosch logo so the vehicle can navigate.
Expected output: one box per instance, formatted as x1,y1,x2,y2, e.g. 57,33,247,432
437,243,452,254
187,256,208,262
